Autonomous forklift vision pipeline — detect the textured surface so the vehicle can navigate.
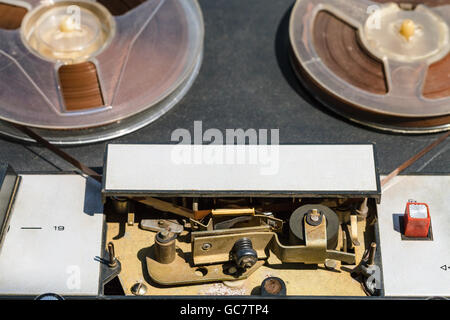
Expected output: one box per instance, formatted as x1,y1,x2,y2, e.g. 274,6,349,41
0,0,448,175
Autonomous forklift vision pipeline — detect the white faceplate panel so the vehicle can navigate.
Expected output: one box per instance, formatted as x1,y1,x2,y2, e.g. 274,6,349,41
104,144,379,193
378,175,450,297
0,175,104,296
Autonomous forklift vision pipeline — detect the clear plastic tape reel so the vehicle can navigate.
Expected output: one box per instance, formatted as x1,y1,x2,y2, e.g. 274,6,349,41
289,0,450,133
0,0,204,144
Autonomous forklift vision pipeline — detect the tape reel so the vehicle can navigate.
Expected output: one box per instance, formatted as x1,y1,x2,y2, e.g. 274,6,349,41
289,0,450,133
0,0,204,144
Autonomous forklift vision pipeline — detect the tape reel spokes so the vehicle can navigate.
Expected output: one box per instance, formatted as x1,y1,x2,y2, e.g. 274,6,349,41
0,0,204,144
289,0,450,133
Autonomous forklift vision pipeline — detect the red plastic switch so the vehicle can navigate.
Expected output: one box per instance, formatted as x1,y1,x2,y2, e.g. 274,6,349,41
404,200,431,238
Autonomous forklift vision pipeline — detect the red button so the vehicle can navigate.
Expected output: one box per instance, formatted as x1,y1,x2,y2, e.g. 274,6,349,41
404,201,431,238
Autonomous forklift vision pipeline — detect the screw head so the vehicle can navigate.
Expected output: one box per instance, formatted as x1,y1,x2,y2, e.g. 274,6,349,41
306,209,323,226
202,243,212,251
310,209,320,221
131,282,147,296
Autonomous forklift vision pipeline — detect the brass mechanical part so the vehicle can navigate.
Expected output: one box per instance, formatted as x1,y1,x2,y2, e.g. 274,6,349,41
106,203,374,295
147,215,356,285
146,252,265,286
211,208,255,216
127,212,135,226
274,215,327,264
107,242,117,268
192,228,273,266
154,231,177,264
180,214,354,276
271,217,355,264
195,207,256,220
350,214,361,246
289,204,340,249
115,197,362,286
140,219,184,234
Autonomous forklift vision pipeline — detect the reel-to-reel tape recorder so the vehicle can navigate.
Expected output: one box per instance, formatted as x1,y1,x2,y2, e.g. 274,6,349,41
0,0,448,301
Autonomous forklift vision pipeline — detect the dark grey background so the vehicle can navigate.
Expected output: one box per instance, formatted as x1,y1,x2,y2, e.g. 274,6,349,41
0,0,448,174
